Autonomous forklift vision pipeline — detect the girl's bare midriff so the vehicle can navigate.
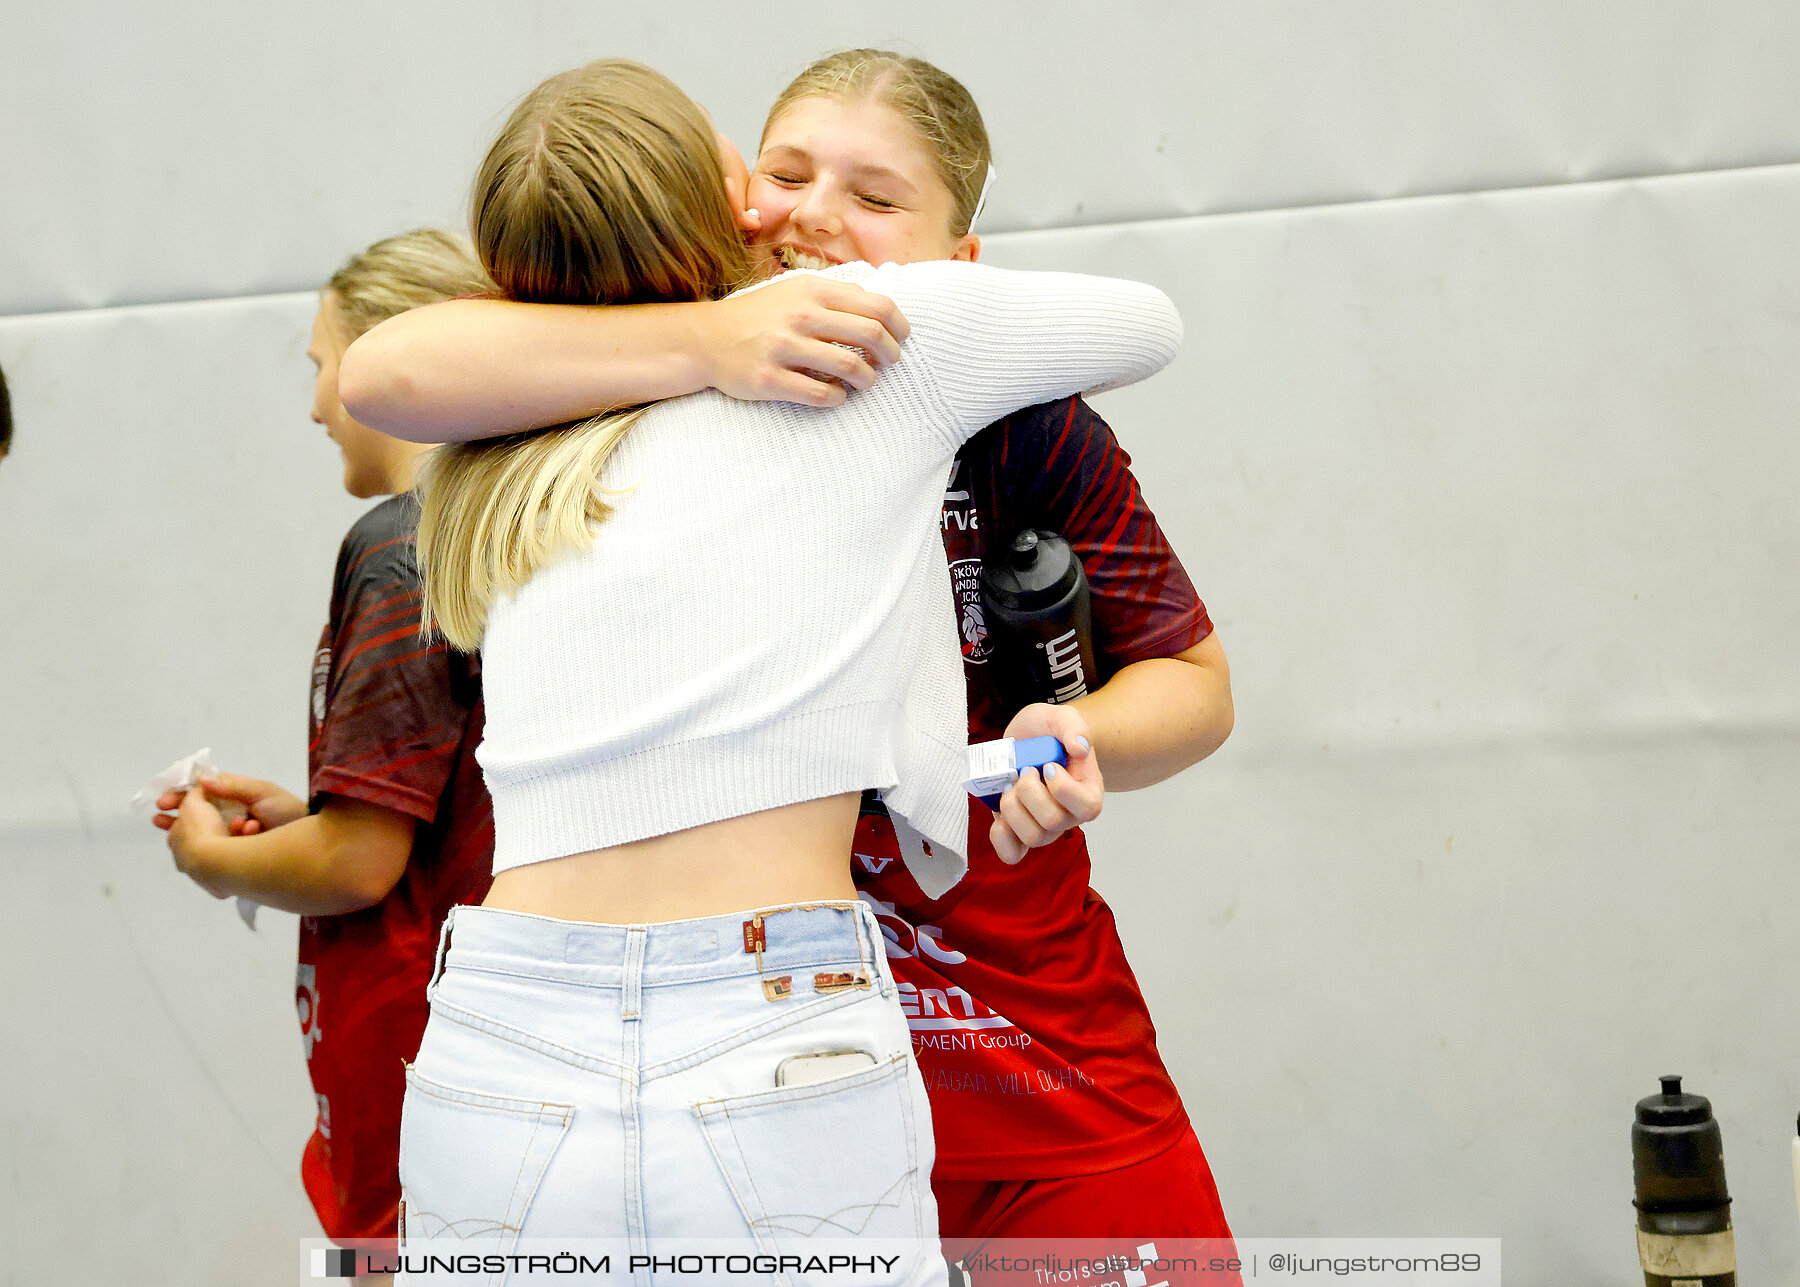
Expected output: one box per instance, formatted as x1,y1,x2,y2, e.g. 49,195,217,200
482,792,862,923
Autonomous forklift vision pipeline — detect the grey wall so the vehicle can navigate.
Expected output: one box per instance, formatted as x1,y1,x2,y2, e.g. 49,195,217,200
3,3,1796,1283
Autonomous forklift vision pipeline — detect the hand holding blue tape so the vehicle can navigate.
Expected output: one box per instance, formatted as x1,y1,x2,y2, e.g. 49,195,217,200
965,736,1069,808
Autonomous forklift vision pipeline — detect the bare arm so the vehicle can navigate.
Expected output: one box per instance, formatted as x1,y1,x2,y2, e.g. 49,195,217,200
339,278,911,444
1069,633,1233,791
988,633,1232,859
162,789,413,917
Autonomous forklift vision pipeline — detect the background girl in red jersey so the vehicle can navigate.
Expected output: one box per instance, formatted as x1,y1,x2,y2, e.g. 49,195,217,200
341,50,1237,1269
153,230,497,1260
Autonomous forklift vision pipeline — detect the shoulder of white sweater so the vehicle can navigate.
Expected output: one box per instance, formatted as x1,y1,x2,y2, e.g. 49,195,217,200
862,260,1178,332
728,261,1181,387
728,259,1172,302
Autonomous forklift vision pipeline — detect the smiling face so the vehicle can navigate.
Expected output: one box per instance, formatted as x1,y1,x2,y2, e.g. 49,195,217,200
749,94,979,273
308,295,426,499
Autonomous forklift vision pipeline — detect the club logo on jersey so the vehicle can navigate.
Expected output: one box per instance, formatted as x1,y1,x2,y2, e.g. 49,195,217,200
950,558,991,664
311,647,331,725
296,962,321,1059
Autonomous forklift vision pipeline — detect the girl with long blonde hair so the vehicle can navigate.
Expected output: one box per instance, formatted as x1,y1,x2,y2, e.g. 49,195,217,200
386,57,1181,1266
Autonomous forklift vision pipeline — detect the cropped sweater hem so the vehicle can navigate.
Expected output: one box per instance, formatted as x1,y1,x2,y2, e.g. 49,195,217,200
487,699,968,896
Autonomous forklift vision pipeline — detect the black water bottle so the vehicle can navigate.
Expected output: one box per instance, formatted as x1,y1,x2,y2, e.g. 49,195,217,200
979,529,1099,709
1633,1075,1736,1287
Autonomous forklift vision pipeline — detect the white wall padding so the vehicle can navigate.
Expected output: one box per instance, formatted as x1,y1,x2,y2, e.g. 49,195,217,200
1,294,370,1284
0,821,315,1285
0,293,373,831
8,0,1800,314
992,162,1800,1285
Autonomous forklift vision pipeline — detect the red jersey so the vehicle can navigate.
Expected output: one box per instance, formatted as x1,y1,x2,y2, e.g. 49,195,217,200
298,495,494,1243
855,396,1213,1179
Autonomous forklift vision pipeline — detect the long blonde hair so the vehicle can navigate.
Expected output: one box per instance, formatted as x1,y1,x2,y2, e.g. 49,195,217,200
765,50,992,237
418,59,753,650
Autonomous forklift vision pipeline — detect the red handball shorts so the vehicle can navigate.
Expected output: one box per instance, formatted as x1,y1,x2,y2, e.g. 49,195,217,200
937,1127,1242,1287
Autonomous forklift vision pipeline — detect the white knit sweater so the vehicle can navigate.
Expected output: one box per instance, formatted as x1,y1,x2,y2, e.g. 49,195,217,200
476,259,1181,898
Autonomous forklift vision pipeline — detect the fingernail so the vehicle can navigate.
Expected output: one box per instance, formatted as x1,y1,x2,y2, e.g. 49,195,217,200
1044,763,1059,778
1075,737,1091,752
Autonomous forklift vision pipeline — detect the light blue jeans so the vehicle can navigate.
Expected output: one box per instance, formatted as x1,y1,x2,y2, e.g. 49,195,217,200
396,901,942,1284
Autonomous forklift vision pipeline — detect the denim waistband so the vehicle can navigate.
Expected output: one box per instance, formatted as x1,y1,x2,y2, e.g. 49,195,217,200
433,900,881,991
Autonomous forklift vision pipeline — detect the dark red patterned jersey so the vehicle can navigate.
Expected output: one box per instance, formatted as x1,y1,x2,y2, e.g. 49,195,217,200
856,395,1214,1180
297,494,493,1243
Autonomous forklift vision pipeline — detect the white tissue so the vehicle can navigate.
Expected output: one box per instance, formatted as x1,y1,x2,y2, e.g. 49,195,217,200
129,747,217,809
132,747,261,930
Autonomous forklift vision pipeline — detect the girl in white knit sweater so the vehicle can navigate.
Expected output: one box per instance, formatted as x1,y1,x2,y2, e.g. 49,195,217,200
385,58,1179,1271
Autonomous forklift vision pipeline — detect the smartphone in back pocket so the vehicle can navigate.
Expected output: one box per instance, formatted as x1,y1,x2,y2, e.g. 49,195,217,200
775,1049,877,1087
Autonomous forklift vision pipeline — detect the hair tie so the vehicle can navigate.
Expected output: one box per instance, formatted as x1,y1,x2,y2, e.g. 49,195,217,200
972,164,997,227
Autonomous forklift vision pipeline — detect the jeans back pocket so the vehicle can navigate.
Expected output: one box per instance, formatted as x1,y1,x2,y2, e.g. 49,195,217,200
398,1068,572,1277
695,1053,933,1277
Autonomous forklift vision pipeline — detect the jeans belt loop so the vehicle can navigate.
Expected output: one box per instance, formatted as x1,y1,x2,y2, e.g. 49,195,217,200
857,899,892,997
428,906,457,996
622,924,647,1021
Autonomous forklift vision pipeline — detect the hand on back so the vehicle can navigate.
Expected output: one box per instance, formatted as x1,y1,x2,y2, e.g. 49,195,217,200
700,275,909,408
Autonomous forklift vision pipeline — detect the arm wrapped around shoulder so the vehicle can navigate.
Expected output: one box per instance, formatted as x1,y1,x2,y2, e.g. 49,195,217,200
869,259,1183,444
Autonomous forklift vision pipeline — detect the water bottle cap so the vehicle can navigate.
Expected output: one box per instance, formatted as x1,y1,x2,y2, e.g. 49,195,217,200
1635,1074,1713,1127
1632,1074,1731,1212
980,528,1083,613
